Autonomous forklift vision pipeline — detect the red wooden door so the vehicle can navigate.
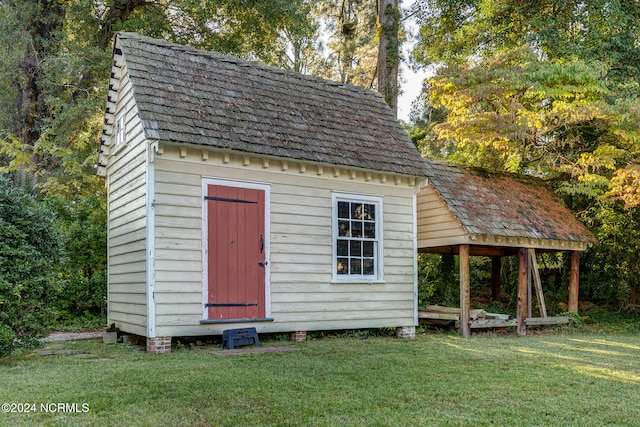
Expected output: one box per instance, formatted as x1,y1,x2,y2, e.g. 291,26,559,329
206,184,266,320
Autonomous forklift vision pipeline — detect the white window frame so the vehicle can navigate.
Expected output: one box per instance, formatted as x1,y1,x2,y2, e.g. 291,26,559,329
114,114,125,148
332,193,384,283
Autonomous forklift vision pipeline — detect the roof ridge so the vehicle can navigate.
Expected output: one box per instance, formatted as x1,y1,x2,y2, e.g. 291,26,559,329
115,32,383,100
424,158,550,184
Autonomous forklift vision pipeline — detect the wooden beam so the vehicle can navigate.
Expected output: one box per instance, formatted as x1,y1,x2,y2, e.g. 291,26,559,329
419,245,513,257
568,251,580,313
470,318,518,329
528,249,547,318
418,306,486,321
459,244,471,337
517,248,528,336
491,257,501,301
525,316,570,326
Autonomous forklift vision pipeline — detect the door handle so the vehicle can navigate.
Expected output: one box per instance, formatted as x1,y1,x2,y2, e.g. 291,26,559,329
258,261,268,267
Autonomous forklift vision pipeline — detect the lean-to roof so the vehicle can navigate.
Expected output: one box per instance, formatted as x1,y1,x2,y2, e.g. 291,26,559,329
422,159,596,252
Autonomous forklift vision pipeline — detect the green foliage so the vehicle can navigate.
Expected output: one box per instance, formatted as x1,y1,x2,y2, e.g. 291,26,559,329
0,176,65,356
413,0,640,96
410,0,640,307
50,194,107,323
416,253,440,306
0,324,16,358
580,203,640,307
418,253,497,308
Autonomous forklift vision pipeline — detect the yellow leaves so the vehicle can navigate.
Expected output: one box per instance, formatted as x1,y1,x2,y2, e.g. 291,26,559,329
0,134,35,174
606,165,640,209
576,144,625,172
560,145,640,207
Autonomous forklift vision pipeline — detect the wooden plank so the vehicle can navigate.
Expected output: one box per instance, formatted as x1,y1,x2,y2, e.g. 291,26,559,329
528,249,547,317
485,312,511,320
469,318,518,329
525,316,570,326
419,306,485,320
424,305,459,313
418,311,459,321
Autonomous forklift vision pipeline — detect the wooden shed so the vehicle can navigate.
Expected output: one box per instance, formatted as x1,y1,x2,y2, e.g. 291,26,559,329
417,159,596,336
97,33,428,352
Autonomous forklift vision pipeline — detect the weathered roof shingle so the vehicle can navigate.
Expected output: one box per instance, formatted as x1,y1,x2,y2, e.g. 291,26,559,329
108,32,427,177
424,159,596,244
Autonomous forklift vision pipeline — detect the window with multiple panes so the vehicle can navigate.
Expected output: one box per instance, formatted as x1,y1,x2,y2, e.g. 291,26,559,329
332,194,383,281
115,114,125,147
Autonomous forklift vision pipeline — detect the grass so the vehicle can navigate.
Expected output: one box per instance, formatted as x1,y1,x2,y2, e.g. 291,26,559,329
1,315,640,426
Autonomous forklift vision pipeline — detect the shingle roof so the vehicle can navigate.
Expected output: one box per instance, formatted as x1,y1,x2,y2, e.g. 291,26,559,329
425,159,596,244
106,32,427,177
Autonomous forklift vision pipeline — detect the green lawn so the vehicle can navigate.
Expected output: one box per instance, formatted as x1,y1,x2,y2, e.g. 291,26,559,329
1,328,639,427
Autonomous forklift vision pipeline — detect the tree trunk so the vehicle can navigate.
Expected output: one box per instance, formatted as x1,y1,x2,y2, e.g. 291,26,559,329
97,0,146,49
377,0,399,116
8,0,65,186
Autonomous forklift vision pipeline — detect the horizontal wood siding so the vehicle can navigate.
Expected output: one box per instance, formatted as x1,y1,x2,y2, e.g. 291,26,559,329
106,63,148,336
417,183,467,249
152,145,418,336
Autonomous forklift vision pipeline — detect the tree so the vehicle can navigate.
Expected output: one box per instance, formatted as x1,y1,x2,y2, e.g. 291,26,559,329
377,0,401,115
410,0,640,307
412,0,640,96
0,0,65,185
0,176,64,356
318,0,379,86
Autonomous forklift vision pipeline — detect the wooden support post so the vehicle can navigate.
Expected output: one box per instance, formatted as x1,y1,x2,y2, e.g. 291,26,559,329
528,249,547,318
568,251,580,313
491,257,501,301
527,252,532,318
459,244,471,338
517,248,528,336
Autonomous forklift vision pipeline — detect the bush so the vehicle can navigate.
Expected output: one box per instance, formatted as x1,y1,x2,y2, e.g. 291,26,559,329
0,323,16,357
0,176,65,356
48,193,107,325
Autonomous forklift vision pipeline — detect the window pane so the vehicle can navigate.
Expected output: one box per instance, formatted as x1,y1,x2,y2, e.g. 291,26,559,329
338,220,350,237
351,203,363,219
337,240,348,256
338,201,349,219
363,258,374,275
363,221,375,238
337,258,348,274
364,204,375,220
350,240,361,257
334,197,380,279
350,258,362,274
351,221,362,238
363,241,374,257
